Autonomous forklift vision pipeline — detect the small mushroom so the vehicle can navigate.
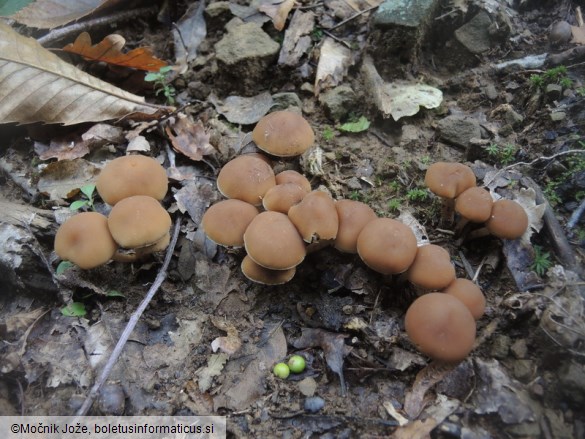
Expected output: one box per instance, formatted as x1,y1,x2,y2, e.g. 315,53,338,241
202,199,259,247
455,186,493,223
443,278,486,320
217,154,276,206
357,218,418,275
407,244,456,290
241,255,296,285
288,190,339,244
275,170,312,193
107,195,171,250
262,183,307,213
405,292,476,362
252,111,315,157
54,212,118,269
334,199,378,254
96,155,168,205
244,211,306,270
485,199,528,239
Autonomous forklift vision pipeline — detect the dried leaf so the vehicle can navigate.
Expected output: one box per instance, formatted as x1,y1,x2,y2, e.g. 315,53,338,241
173,1,207,67
315,38,352,96
210,92,274,125
1,308,46,336
174,180,216,226
404,361,457,419
63,32,167,72
0,23,167,125
165,115,214,161
126,135,151,152
259,0,295,31
197,353,229,392
37,159,100,200
571,26,585,44
278,10,315,66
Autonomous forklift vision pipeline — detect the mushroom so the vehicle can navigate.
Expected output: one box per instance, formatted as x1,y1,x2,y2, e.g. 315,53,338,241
443,278,486,320
54,212,118,269
334,199,378,254
243,211,306,270
275,170,312,193
241,255,296,285
262,183,307,213
252,111,315,157
202,199,259,247
288,190,339,245
485,199,529,239
217,154,276,206
356,218,418,275
107,195,172,252
96,155,168,205
425,162,476,224
406,244,456,291
405,292,477,362
455,186,493,223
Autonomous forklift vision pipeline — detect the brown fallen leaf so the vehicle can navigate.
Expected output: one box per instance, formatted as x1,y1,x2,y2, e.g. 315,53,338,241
0,23,168,125
259,0,296,31
571,26,585,44
210,316,242,355
165,115,214,161
403,361,457,419
63,32,167,72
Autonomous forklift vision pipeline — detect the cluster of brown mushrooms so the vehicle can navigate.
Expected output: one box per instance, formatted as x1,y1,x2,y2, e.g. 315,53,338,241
54,155,171,269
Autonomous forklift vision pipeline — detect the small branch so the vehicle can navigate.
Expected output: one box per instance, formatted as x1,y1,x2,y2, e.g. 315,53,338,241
576,7,584,28
76,218,182,416
328,5,379,31
567,196,585,230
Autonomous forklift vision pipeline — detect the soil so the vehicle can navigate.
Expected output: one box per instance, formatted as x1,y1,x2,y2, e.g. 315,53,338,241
1,0,584,438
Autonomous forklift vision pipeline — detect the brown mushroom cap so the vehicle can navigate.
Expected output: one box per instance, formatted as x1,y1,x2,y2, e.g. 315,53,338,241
96,155,168,205
443,278,486,320
407,244,456,290
485,199,528,239
244,211,306,270
252,111,315,157
202,199,259,247
262,183,307,213
54,212,118,269
241,255,296,285
425,162,476,199
334,199,378,254
217,154,276,206
288,190,339,243
275,170,311,193
108,195,171,249
405,292,477,362
455,187,493,223
357,218,418,275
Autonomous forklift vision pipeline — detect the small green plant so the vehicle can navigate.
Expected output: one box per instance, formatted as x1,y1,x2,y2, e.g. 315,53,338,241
530,245,553,276
576,87,585,97
322,126,335,141
70,184,96,211
406,188,429,202
311,27,324,41
338,116,370,133
61,302,87,317
349,190,362,201
486,143,517,165
56,260,74,275
387,198,402,212
144,66,176,105
388,181,401,192
530,65,573,90
529,74,545,89
420,155,432,165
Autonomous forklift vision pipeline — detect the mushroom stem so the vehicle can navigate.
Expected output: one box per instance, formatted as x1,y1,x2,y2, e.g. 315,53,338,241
441,198,455,226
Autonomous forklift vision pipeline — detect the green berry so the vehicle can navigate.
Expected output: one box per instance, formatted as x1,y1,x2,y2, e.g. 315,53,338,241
273,362,290,379
288,355,306,373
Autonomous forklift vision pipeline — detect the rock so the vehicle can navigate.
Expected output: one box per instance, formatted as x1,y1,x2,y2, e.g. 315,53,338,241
545,83,563,102
298,377,317,397
512,359,533,381
304,396,325,413
319,85,357,121
272,92,302,111
510,339,528,359
483,84,498,100
503,107,524,127
506,422,541,437
550,111,566,121
215,22,280,96
549,21,572,46
490,335,511,360
98,383,126,415
558,361,585,405
436,115,481,149
455,11,493,54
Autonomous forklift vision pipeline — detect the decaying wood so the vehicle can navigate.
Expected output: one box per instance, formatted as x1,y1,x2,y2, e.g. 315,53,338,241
0,200,56,239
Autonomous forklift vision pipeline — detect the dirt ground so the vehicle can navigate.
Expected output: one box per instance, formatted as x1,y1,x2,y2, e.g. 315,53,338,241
1,0,584,438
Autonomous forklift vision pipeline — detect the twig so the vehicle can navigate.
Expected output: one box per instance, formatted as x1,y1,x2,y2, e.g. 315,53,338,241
577,6,584,27
76,218,182,416
328,5,379,31
567,196,585,230
37,6,158,46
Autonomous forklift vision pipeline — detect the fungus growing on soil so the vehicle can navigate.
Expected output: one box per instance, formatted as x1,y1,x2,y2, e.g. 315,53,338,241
262,183,307,213
357,218,418,275
275,170,312,193
96,155,168,205
485,199,529,239
455,186,493,223
288,190,339,244
241,255,296,285
252,110,315,157
216,154,276,206
54,212,118,269
333,199,378,254
405,292,477,362
243,211,306,270
443,278,486,320
202,199,259,247
407,244,456,290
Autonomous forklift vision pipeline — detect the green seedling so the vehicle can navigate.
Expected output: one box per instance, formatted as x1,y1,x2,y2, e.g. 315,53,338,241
486,143,517,166
387,198,402,212
338,116,370,133
144,66,176,105
70,184,96,211
322,126,335,141
406,188,429,202
61,302,87,317
56,260,74,275
530,245,552,276
530,65,573,90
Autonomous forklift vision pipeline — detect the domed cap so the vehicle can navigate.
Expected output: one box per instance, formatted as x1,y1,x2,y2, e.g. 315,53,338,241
443,278,486,320
455,187,493,223
217,154,276,206
485,199,528,239
357,218,417,275
262,183,307,213
241,255,296,285
405,293,476,362
425,162,476,199
202,199,259,247
108,195,171,249
96,155,168,205
275,170,311,193
252,111,315,157
407,244,456,290
288,190,338,243
54,212,117,269
334,199,378,254
244,211,306,270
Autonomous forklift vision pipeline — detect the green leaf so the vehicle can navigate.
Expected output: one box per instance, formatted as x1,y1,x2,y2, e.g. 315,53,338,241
144,73,159,82
56,260,74,275
70,200,88,211
61,302,87,317
0,0,34,15
159,66,173,74
107,290,125,298
80,184,95,199
338,116,370,133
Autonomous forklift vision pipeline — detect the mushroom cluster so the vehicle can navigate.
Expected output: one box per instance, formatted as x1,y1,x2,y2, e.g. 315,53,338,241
54,155,171,269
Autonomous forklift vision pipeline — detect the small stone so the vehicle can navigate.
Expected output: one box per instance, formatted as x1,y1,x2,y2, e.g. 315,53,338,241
272,92,302,111
98,383,125,415
298,377,317,397
512,359,533,381
319,85,357,121
549,21,572,46
455,11,493,54
550,111,566,121
503,107,524,127
545,83,563,102
490,335,511,359
304,396,325,413
484,84,498,100
510,339,528,359
436,115,481,149
507,422,541,438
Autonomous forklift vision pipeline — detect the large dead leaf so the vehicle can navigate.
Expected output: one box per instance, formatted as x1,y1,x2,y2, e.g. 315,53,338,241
165,115,214,161
0,23,166,125
259,0,295,31
315,37,352,96
63,32,167,71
